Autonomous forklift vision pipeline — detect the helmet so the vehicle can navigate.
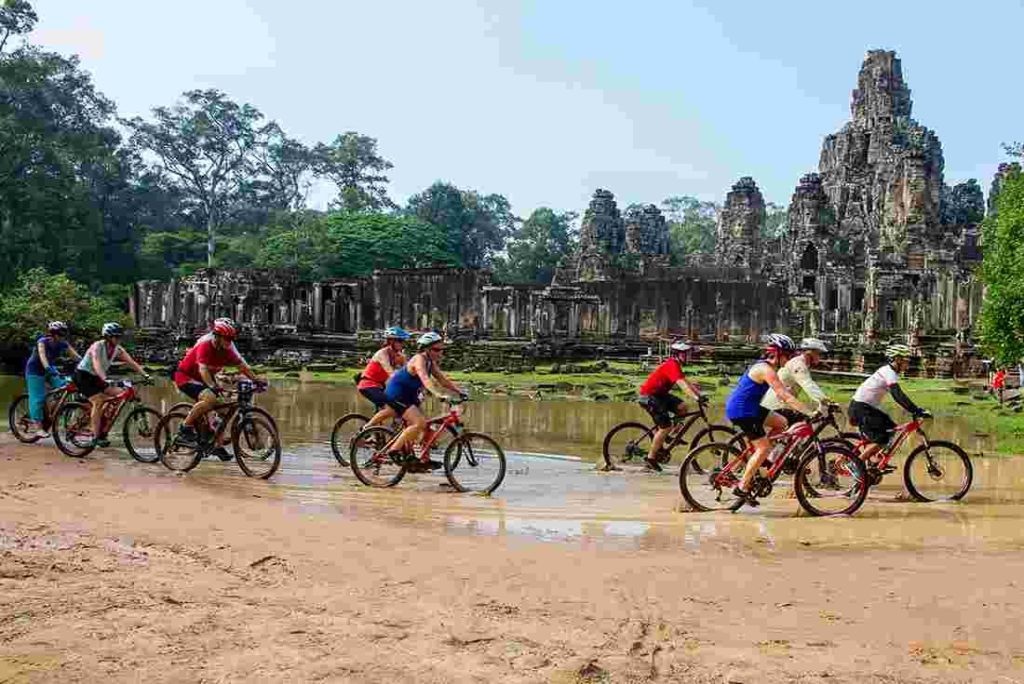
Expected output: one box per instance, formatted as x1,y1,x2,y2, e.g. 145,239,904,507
212,318,238,339
384,326,411,341
47,321,69,335
669,340,692,354
101,322,124,337
764,333,796,353
417,332,444,349
885,343,912,360
799,337,829,353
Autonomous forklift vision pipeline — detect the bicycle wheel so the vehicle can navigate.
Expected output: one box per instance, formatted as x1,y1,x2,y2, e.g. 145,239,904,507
52,402,95,458
8,394,41,444
678,442,744,512
688,424,737,452
444,432,507,494
156,411,202,472
903,441,973,502
794,443,867,516
123,406,162,463
329,413,369,467
602,422,654,469
349,425,405,488
232,413,282,479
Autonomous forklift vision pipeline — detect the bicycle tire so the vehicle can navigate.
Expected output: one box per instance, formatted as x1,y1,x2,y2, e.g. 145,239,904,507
349,425,405,488
679,424,737,466
52,401,94,458
123,405,163,463
329,413,370,467
8,394,41,444
601,421,654,469
444,431,507,494
156,410,202,472
903,440,973,502
232,413,282,479
794,443,868,517
678,441,744,512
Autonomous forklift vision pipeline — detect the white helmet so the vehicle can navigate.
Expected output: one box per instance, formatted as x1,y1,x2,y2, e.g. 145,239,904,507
669,340,692,354
417,331,444,349
885,343,912,360
799,337,828,353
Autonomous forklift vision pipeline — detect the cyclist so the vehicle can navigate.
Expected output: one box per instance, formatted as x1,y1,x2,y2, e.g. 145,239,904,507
724,333,817,508
357,326,410,427
381,332,467,472
73,322,150,447
636,339,706,472
848,343,929,471
173,318,263,458
761,337,832,424
24,321,81,438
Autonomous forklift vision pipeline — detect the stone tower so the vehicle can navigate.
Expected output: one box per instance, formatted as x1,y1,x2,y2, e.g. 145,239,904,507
715,177,766,269
623,204,670,256
576,189,624,280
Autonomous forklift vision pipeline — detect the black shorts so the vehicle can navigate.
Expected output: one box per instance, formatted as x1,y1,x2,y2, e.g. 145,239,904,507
359,386,388,410
73,369,108,398
730,407,770,439
848,401,895,445
639,394,684,428
775,408,807,426
176,381,207,401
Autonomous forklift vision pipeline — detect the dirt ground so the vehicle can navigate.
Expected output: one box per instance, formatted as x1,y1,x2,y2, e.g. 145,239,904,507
2,438,1024,683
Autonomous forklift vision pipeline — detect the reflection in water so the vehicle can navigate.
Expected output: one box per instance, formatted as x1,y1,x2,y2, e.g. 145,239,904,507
0,374,1016,552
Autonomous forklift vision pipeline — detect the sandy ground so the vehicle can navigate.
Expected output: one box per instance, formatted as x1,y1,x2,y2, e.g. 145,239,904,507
2,438,1024,683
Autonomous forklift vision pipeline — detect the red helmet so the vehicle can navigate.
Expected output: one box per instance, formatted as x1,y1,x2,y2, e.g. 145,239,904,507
212,317,238,340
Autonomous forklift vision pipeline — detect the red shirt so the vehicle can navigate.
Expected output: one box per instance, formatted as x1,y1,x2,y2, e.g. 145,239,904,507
994,370,1007,389
640,358,685,396
174,333,244,386
358,348,405,390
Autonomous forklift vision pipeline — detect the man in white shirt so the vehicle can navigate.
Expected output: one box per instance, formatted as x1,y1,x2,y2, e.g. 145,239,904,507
761,337,832,424
848,343,930,469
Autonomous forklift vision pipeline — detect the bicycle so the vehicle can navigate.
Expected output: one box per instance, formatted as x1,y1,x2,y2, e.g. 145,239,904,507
679,408,868,517
349,398,506,494
154,380,281,479
51,377,161,461
8,375,82,443
330,411,410,468
846,415,973,502
602,399,735,470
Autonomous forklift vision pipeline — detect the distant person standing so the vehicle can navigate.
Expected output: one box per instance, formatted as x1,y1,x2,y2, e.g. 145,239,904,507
993,368,1007,404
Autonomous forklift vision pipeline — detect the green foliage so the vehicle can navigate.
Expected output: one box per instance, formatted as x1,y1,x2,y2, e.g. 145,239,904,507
941,179,985,226
407,182,516,268
661,196,717,263
761,202,788,239
492,208,577,284
0,268,130,346
139,229,207,278
979,166,1024,364
0,0,36,52
313,132,393,212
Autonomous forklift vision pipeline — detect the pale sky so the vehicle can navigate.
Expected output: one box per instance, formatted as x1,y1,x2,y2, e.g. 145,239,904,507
29,0,1024,215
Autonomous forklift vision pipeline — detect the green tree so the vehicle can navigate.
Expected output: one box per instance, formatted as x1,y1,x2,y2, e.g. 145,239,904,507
314,132,394,212
124,89,264,267
492,208,577,284
407,182,516,267
0,0,37,53
661,196,718,263
979,165,1024,364
941,179,985,226
0,268,130,346
762,202,788,239
247,122,315,212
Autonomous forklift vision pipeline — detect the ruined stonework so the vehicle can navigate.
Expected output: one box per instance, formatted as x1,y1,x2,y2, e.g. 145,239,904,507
576,189,624,280
623,204,670,257
715,177,766,270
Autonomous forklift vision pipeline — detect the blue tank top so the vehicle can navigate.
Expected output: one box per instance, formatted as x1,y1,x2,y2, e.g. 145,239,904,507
386,355,433,398
725,364,771,420
25,335,69,376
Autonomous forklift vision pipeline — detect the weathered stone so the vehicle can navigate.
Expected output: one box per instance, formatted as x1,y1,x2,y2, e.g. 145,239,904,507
715,176,766,270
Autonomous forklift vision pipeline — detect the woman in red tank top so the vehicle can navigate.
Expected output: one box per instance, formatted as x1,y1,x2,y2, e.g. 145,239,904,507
358,327,410,420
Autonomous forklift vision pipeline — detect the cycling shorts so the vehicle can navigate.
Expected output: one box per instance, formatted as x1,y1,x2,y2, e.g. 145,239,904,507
639,393,683,428
730,407,770,439
73,369,108,398
359,386,388,410
176,381,209,401
847,401,895,445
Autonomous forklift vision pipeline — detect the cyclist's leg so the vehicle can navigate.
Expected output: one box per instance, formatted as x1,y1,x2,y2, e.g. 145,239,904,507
734,409,772,493
88,385,119,439
183,389,218,428
389,404,426,454
764,411,787,437
640,395,674,462
361,387,394,427
849,401,892,465
25,373,46,426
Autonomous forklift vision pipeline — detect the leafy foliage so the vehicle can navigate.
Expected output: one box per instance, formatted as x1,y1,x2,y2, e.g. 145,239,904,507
0,268,130,346
941,179,985,226
661,196,717,263
979,166,1024,364
313,133,394,212
0,0,36,53
492,208,577,284
407,182,516,267
762,202,788,239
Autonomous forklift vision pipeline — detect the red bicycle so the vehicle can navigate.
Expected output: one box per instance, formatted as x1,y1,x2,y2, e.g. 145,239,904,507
52,377,160,461
348,399,506,494
846,416,973,502
679,411,868,516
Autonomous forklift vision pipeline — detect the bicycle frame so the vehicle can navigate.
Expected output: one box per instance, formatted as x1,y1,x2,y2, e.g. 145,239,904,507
713,420,815,490
849,418,927,470
93,381,141,434
663,403,716,445
41,380,78,429
192,381,267,448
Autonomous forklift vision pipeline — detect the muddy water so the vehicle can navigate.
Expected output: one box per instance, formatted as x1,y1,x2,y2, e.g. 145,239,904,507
1,374,1015,553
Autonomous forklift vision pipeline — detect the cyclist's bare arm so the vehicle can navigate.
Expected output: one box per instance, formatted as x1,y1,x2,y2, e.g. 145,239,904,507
198,364,218,389
67,345,81,362
674,377,702,401
373,348,396,375
431,366,462,396
754,364,815,415
792,364,828,409
116,348,146,375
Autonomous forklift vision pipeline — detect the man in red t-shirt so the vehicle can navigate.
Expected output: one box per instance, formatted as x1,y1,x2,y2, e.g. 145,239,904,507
174,318,262,452
637,340,706,471
993,368,1007,404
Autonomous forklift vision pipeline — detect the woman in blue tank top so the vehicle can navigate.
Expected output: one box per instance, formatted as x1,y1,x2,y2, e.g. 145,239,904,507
724,334,815,508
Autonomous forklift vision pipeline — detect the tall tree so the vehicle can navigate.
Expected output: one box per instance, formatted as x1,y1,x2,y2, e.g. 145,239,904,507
407,181,516,267
0,0,36,53
492,208,577,284
124,89,263,266
661,196,718,263
314,132,394,212
762,202,788,239
979,163,1024,364
247,122,314,212
941,179,985,226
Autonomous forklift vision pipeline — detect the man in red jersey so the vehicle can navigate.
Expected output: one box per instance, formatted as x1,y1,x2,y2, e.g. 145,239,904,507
637,340,706,472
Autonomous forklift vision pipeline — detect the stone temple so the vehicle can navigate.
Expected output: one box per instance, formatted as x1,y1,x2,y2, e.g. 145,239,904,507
131,51,986,370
